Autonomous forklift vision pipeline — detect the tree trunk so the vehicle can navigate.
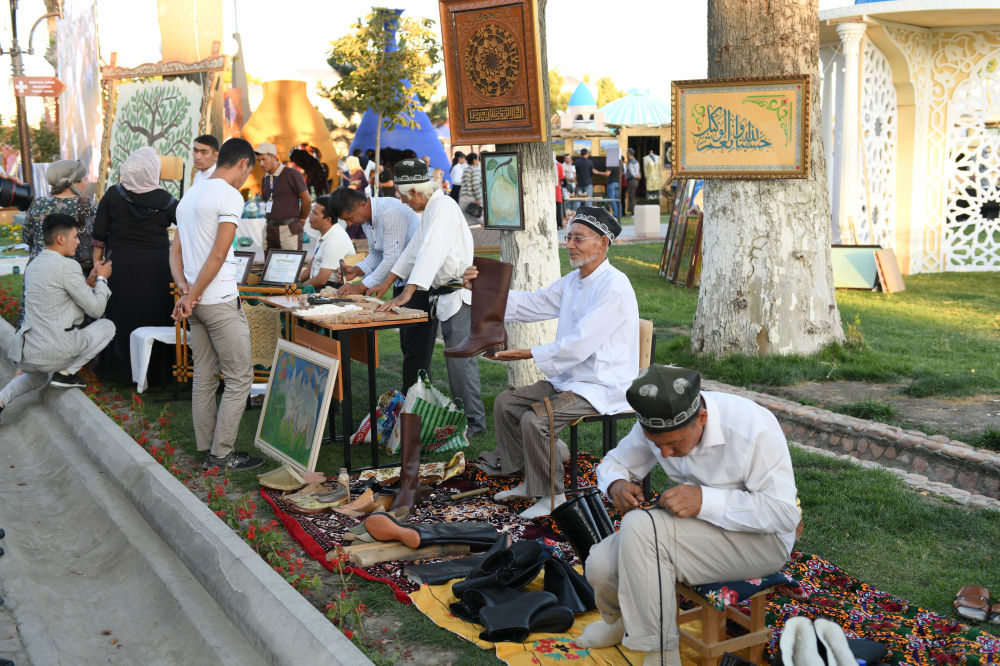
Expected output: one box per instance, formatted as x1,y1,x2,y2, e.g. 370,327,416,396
692,0,843,357
498,0,560,387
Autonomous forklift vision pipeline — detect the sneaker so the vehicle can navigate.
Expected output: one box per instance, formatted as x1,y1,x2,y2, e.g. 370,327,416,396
203,451,265,472
50,372,86,389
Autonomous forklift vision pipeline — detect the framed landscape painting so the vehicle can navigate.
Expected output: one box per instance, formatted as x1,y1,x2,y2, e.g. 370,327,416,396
255,340,338,473
672,74,810,180
482,151,525,230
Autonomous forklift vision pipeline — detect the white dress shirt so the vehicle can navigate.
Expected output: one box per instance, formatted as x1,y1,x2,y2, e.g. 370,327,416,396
310,225,355,280
504,259,639,414
356,196,420,289
596,391,801,555
391,189,472,322
192,164,216,186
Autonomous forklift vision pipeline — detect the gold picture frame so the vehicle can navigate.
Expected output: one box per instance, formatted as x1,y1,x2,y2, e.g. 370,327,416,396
671,75,810,180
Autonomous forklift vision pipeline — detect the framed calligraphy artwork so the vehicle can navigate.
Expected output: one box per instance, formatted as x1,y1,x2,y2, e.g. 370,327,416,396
439,0,547,144
671,75,810,180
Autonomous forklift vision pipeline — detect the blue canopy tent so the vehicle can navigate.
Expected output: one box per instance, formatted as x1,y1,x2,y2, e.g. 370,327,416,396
348,109,451,178
347,8,450,181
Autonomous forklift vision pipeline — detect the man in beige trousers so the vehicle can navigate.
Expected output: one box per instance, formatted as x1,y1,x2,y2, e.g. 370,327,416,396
170,138,263,472
581,365,800,666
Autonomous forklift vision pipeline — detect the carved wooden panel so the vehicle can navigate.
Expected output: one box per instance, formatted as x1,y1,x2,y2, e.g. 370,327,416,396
439,0,547,144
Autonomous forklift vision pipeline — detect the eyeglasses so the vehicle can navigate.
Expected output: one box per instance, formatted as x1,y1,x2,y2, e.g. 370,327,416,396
565,233,601,244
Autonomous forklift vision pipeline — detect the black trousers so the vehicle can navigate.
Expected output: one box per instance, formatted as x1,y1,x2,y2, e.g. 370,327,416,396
396,286,437,393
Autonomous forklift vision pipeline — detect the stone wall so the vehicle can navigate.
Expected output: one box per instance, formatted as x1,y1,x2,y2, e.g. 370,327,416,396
703,380,1000,503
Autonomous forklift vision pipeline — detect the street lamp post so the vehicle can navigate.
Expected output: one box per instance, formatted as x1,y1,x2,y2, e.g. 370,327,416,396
4,0,63,186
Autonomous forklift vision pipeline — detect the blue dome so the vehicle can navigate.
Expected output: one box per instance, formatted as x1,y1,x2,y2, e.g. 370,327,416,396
854,0,884,3
568,82,596,108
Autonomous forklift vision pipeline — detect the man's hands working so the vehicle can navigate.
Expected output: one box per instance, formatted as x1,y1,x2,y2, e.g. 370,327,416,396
607,479,703,518
335,264,366,296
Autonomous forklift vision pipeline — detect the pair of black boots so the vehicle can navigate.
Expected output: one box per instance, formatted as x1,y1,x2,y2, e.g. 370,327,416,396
448,539,597,642
550,488,616,565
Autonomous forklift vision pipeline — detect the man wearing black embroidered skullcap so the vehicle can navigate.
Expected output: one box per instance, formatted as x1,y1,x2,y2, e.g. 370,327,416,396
580,364,800,666
466,206,639,519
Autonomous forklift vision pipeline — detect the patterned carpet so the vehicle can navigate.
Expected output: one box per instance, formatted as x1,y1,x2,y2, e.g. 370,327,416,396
259,454,1000,663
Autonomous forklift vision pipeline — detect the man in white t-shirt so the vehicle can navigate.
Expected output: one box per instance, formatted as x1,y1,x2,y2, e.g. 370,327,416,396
299,195,355,289
191,134,219,187
170,138,264,472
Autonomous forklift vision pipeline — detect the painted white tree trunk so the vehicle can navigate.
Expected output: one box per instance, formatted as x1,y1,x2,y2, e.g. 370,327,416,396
498,0,560,387
692,0,843,356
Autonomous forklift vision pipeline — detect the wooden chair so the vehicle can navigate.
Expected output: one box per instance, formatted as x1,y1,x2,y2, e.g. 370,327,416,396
238,284,301,383
675,583,771,666
171,283,193,393
567,318,655,490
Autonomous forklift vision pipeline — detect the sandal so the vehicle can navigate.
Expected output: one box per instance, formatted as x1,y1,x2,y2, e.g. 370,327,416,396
954,585,990,622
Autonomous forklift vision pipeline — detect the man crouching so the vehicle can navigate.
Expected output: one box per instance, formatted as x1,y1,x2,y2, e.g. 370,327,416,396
581,364,800,665
0,214,114,418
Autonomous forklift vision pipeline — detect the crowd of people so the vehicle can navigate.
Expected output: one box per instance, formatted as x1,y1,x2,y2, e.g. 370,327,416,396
0,136,803,666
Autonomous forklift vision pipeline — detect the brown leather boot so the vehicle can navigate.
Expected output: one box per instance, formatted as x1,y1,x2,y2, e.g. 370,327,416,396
444,256,513,358
390,412,422,511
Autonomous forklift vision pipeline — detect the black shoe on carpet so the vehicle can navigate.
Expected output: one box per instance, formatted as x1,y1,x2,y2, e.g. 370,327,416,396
203,451,265,472
50,372,86,389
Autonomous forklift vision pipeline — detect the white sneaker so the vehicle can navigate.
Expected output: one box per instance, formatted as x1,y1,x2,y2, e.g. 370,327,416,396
518,494,566,519
577,617,624,648
494,483,531,502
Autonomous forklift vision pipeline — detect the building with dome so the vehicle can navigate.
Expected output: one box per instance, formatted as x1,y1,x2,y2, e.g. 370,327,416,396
820,0,1000,273
559,82,606,130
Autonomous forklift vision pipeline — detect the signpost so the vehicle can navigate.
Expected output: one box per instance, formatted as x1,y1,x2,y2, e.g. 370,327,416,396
12,76,66,97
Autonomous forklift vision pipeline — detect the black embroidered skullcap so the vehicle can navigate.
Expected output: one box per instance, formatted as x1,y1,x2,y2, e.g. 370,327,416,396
572,206,621,240
626,364,702,432
394,158,430,184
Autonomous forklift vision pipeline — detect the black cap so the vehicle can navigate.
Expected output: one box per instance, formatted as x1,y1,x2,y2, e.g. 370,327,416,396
571,206,621,240
626,365,702,432
394,158,429,184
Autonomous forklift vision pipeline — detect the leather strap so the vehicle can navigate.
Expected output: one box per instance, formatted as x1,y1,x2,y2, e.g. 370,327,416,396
544,396,555,511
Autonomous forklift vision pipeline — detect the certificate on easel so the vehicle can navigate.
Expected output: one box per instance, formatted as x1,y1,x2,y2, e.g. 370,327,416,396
261,250,306,286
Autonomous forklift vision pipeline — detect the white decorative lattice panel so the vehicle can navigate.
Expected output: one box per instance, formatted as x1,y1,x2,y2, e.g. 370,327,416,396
858,40,898,249
944,53,1000,270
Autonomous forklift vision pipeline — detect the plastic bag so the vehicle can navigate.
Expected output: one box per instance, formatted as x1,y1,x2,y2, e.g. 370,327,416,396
386,370,467,454
350,389,405,446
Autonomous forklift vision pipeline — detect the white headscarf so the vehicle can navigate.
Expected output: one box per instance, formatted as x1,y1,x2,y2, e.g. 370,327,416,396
120,146,161,193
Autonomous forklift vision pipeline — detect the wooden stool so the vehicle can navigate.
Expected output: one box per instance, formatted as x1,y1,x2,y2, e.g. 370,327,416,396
676,583,771,666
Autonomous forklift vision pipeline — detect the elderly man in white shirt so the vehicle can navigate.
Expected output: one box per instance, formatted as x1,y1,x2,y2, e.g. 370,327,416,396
578,365,799,666
373,158,487,437
466,206,639,519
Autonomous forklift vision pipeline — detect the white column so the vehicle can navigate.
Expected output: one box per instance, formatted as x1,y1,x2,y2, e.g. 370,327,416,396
833,22,867,244
820,47,836,211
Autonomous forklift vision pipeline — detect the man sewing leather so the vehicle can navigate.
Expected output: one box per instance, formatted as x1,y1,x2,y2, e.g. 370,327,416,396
581,364,800,666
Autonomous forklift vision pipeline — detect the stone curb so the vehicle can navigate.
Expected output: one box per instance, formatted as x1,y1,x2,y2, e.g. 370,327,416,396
703,379,1000,501
0,322,371,665
790,442,1000,511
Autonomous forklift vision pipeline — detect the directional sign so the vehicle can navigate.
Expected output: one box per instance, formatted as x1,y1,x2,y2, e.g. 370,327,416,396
12,76,66,97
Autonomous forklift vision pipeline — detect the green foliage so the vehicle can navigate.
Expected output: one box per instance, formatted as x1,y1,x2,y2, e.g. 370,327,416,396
327,9,441,133
0,116,60,163
548,68,571,113
595,76,625,108
967,425,1000,452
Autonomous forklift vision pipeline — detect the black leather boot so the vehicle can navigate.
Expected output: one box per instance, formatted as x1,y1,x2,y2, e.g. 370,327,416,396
365,513,498,549
582,487,615,539
405,533,512,585
478,591,574,642
550,493,607,565
452,541,552,597
543,557,596,613
449,585,522,624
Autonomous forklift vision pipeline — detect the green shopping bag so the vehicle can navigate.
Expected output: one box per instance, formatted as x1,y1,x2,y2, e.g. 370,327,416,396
388,370,467,453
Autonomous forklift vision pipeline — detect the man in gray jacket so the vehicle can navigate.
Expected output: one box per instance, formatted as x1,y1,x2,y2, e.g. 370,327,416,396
0,214,114,417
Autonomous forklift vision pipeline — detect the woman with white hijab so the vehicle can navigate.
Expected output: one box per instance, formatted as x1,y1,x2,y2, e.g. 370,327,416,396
93,146,179,384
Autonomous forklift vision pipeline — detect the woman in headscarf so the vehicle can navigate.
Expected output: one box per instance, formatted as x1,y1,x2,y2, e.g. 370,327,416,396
93,146,178,384
341,155,367,192
18,159,97,326
22,159,95,262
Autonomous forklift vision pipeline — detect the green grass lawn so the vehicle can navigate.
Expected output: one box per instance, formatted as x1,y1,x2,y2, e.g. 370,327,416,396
3,247,998,657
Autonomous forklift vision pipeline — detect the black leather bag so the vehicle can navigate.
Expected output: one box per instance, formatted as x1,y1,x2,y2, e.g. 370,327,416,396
465,202,483,217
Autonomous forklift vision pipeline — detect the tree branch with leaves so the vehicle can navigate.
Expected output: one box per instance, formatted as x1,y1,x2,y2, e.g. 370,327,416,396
328,8,441,195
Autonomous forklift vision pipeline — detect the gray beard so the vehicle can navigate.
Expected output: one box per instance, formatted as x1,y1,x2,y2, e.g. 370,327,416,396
570,251,599,267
